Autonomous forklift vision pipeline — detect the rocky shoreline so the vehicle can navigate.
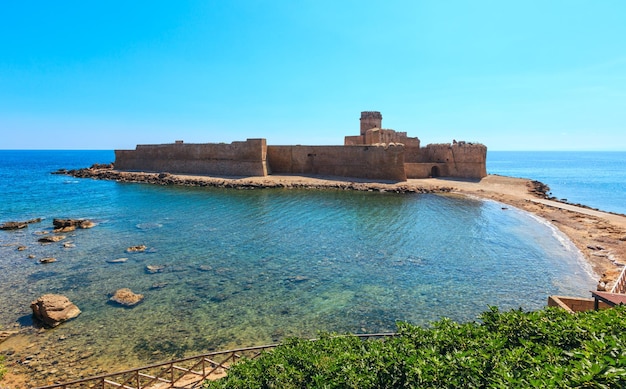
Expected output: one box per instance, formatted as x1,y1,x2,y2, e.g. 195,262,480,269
54,165,453,194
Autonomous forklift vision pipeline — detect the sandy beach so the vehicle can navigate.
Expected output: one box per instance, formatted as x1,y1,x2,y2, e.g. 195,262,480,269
2,171,625,388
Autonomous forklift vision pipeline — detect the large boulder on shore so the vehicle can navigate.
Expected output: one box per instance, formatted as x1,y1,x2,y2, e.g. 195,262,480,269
30,294,81,328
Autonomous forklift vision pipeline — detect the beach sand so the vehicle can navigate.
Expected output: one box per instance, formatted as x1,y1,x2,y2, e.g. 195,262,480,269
2,172,625,388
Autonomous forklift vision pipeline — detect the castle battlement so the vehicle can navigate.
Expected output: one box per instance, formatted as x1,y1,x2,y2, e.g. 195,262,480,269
115,111,487,181
360,111,383,119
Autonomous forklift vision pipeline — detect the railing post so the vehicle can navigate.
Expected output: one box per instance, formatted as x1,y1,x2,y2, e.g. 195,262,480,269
611,265,626,293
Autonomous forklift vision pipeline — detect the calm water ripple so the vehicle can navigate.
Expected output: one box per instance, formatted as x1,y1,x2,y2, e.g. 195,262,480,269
0,150,595,369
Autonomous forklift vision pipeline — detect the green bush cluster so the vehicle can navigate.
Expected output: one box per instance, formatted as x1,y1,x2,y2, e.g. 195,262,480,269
0,355,6,380
205,306,626,388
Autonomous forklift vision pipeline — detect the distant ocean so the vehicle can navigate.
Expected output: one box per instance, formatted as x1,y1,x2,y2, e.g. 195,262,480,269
488,151,626,215
0,150,614,374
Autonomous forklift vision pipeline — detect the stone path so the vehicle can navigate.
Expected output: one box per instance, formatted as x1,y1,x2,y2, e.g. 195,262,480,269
529,198,626,228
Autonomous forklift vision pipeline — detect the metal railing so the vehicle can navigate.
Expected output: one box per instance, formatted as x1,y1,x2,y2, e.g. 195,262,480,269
34,333,396,389
611,265,626,294
34,344,276,389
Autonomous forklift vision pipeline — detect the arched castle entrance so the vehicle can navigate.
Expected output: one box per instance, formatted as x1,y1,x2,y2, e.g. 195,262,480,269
431,166,440,178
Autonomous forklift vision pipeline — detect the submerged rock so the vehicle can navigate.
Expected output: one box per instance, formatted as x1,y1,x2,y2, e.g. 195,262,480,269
210,293,229,303
286,275,310,283
126,245,147,253
30,294,81,328
146,265,165,274
106,257,128,264
110,288,144,307
39,257,57,264
38,235,66,243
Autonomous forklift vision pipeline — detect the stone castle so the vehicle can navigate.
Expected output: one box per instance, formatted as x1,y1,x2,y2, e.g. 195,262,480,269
114,111,487,181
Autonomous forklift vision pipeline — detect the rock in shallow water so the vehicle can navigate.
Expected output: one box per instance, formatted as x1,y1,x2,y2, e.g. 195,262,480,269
146,265,165,274
106,257,128,264
126,245,147,253
53,218,96,230
0,221,27,230
30,294,81,328
110,288,144,307
38,235,66,243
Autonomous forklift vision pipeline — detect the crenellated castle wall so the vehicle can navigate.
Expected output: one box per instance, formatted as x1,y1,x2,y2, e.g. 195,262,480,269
114,111,487,181
359,111,382,135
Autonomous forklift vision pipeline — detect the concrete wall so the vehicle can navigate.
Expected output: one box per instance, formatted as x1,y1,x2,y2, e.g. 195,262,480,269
548,295,610,313
267,145,407,181
115,139,269,177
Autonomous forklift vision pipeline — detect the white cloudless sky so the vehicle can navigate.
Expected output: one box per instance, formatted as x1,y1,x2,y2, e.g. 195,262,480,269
1,1,625,150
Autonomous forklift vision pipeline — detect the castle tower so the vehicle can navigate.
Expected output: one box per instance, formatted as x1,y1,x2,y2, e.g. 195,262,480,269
360,111,382,136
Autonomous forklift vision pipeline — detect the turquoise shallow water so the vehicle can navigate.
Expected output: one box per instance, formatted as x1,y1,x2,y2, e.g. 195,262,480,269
0,150,596,369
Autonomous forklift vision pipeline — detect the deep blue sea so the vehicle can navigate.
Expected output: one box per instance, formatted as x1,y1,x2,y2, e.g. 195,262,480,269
0,150,612,372
488,151,626,215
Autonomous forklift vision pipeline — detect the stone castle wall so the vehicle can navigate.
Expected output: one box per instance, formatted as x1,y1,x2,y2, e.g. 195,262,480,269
114,111,487,181
402,143,487,179
114,139,269,177
267,145,407,181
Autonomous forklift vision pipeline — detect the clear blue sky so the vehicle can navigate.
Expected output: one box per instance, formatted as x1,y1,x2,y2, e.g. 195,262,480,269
1,1,625,150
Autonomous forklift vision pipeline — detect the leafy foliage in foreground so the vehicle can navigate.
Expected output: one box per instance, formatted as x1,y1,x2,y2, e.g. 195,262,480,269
205,307,626,388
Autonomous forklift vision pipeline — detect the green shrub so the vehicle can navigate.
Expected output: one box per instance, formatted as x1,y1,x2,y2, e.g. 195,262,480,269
0,355,6,380
205,306,626,388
